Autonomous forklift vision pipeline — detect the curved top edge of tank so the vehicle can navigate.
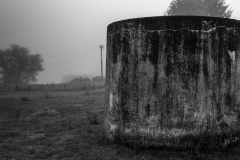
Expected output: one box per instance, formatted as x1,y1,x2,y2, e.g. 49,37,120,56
108,15,240,26
107,16,240,33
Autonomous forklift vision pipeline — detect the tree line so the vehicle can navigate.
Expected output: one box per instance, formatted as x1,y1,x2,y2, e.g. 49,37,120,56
69,76,105,83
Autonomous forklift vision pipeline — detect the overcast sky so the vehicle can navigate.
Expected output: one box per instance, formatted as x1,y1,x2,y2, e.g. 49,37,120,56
0,0,240,83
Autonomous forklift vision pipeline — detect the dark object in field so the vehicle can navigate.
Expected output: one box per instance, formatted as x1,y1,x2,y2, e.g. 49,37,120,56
88,114,100,125
21,96,29,101
105,16,240,150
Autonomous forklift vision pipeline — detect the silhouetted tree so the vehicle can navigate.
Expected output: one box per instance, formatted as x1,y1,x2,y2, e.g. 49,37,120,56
165,0,232,18
0,44,44,84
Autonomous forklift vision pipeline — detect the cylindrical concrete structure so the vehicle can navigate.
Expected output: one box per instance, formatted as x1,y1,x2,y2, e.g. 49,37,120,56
105,16,240,149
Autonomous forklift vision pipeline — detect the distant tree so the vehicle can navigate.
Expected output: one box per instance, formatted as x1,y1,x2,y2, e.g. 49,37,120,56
82,77,91,82
78,77,83,82
0,44,44,84
164,0,232,18
69,77,79,83
69,77,91,83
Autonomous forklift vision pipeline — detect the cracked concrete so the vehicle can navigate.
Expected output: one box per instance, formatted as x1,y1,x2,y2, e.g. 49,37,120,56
108,26,240,37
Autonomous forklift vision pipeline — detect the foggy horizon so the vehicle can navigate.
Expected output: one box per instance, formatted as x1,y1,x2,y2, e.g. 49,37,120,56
1,0,240,84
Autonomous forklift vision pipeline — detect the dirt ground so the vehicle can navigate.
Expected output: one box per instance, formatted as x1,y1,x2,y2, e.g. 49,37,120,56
0,89,240,160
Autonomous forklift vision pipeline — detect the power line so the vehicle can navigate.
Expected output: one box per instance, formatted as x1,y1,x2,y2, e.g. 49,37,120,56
44,49,98,65
43,47,98,59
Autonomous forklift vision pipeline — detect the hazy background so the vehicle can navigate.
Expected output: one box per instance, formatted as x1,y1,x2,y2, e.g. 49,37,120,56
0,0,240,83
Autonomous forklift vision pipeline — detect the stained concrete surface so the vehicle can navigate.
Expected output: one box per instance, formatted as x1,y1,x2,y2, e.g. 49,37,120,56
105,16,240,149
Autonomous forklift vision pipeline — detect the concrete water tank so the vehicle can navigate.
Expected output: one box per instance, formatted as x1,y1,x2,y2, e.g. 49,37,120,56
105,16,240,149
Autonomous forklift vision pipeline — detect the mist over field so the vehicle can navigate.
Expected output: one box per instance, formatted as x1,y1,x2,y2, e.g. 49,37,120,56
1,0,240,84
1,0,240,159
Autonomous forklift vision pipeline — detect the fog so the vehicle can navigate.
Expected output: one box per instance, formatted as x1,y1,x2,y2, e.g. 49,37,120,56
0,0,239,83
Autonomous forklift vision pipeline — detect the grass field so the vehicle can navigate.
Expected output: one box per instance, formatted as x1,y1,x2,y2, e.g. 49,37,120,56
0,89,240,160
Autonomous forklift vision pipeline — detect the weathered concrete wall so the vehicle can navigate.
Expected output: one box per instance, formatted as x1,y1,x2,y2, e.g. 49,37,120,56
105,16,240,149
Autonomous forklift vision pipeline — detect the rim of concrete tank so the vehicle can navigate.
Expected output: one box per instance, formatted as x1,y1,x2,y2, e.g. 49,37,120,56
107,16,240,32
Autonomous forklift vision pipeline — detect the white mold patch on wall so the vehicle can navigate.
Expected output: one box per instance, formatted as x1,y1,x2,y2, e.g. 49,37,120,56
228,50,236,60
109,92,113,111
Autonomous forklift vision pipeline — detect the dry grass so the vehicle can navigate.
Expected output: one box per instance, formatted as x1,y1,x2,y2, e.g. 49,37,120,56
0,89,240,160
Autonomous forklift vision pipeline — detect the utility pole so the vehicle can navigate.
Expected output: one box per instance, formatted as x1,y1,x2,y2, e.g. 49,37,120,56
99,45,104,82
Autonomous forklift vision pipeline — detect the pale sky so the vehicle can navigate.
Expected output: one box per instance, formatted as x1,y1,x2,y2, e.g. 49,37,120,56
0,0,240,83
